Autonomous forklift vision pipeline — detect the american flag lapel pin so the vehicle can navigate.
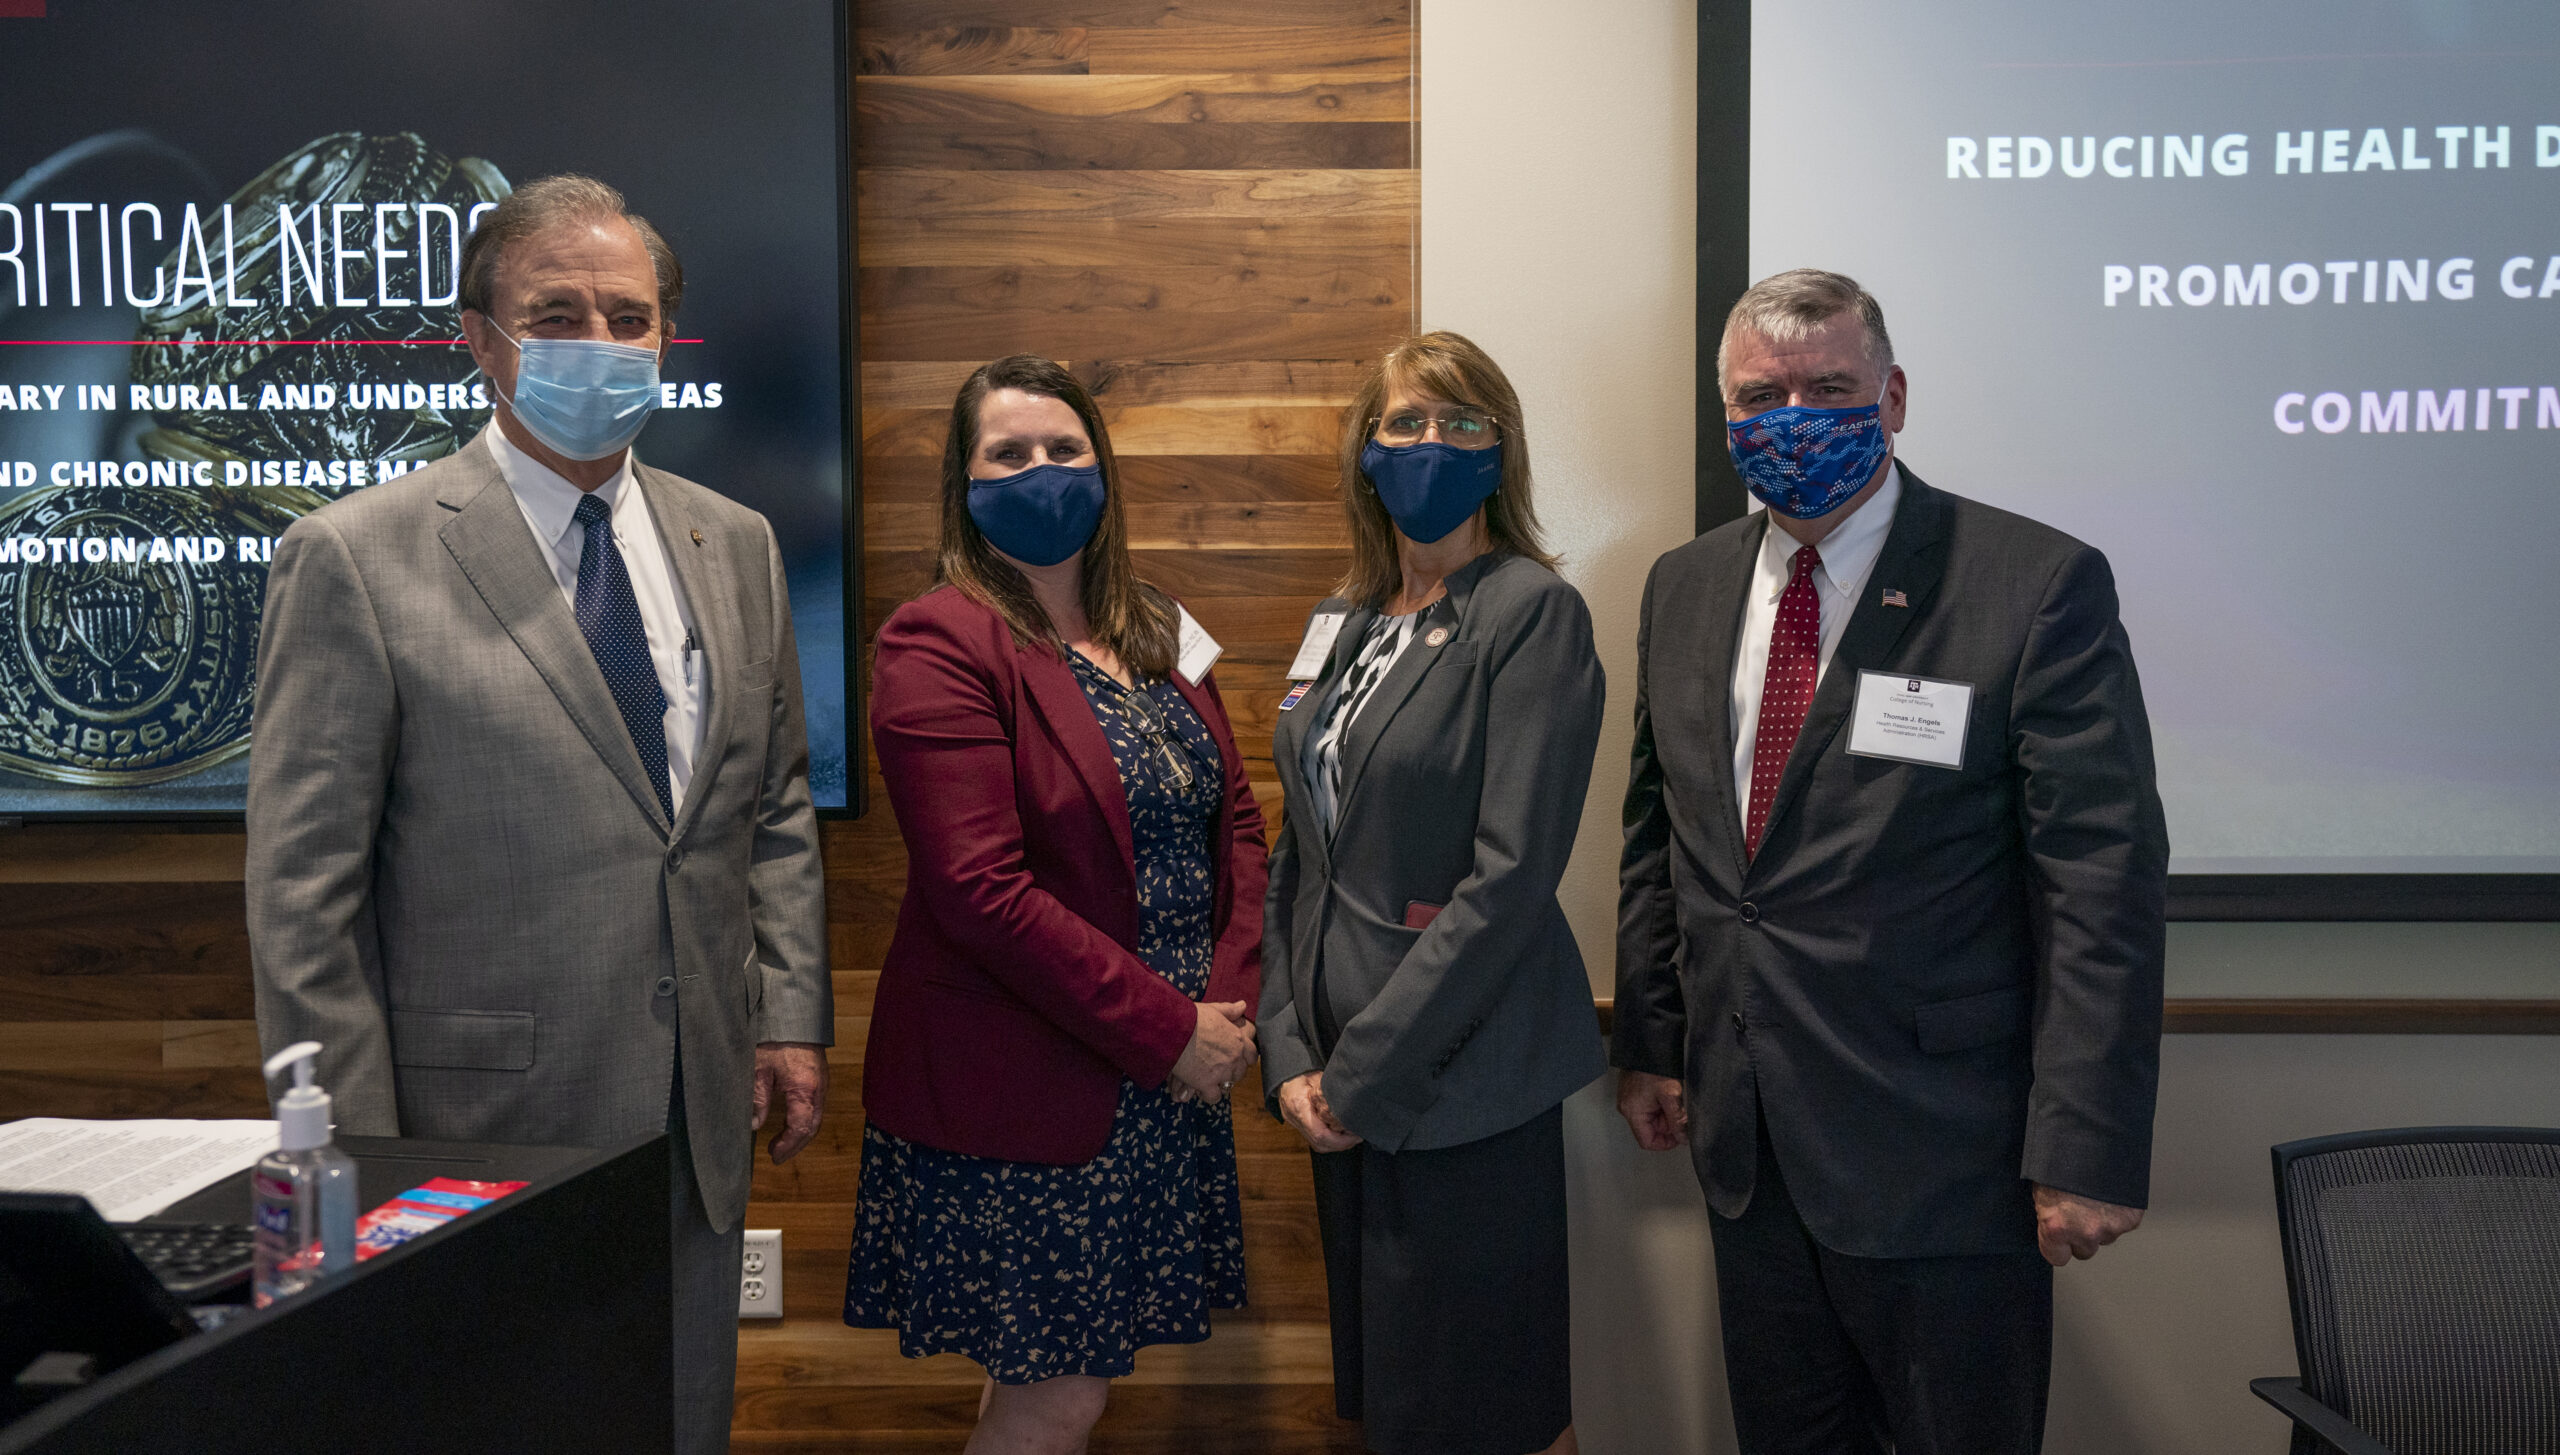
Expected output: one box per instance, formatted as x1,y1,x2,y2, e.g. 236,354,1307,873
1881,588,1908,608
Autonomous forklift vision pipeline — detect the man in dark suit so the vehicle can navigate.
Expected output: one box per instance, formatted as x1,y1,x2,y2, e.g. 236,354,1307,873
1613,269,2168,1454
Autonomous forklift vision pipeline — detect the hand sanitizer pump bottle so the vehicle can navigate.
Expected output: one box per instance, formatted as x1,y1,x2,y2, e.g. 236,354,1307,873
252,1040,359,1307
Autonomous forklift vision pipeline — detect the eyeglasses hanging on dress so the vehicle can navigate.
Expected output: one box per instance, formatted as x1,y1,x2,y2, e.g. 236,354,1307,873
1071,648,1203,794
1112,682,1199,793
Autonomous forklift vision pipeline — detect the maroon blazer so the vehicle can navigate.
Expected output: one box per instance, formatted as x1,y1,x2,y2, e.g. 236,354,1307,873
862,585,1269,1165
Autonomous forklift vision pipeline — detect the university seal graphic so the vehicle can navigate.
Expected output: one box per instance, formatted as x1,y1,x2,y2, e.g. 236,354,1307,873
0,131,507,786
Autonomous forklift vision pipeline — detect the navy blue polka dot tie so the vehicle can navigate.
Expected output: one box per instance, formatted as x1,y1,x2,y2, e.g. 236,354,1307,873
572,492,672,819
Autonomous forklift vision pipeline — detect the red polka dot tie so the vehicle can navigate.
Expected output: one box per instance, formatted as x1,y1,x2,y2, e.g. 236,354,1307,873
1745,544,1821,861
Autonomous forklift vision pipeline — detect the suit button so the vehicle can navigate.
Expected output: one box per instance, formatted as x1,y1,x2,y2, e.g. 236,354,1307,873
666,846,686,873
1730,1011,1746,1033
655,976,677,998
1737,901,1760,924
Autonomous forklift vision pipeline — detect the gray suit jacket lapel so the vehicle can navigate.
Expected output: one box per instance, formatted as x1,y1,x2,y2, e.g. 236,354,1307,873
634,459,739,844
436,439,672,839
1331,553,1493,831
1754,472,1953,865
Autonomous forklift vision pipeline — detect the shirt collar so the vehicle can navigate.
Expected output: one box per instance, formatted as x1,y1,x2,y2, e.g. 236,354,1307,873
1755,460,1904,599
487,422,635,549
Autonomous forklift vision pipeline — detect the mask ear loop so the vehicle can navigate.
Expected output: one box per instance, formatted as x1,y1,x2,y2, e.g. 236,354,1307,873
479,322,523,408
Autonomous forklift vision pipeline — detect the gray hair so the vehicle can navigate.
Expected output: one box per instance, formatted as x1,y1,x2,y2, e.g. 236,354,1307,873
458,173,684,324
1717,268,1894,388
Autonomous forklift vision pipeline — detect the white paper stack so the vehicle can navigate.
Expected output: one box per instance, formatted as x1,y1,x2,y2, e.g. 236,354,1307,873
0,1117,281,1223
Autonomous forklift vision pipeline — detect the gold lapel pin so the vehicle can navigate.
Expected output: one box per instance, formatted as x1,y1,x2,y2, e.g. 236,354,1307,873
690,528,704,547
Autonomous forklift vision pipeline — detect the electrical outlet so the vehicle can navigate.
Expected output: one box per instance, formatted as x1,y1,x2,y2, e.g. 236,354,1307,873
738,1229,782,1319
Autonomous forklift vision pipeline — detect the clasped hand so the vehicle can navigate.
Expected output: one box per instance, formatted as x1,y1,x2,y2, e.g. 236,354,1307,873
1168,1000,1255,1106
1277,1071,1361,1153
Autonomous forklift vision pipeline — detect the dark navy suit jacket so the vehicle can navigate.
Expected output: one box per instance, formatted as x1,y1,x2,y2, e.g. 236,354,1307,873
1613,467,2169,1258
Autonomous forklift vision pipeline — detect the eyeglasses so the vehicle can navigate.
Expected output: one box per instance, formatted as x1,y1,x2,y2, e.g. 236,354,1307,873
1112,681,1198,793
1370,408,1502,450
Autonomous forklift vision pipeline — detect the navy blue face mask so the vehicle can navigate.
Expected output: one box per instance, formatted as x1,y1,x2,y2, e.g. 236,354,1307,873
1359,439,1505,545
967,462,1106,568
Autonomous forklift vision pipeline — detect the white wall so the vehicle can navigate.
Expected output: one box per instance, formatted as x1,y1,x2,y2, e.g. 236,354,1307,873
1417,0,1698,979
1420,5,2560,1452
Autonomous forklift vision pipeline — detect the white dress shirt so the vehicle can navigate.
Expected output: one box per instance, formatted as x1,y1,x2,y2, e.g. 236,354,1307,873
489,427,706,814
1728,462,1904,826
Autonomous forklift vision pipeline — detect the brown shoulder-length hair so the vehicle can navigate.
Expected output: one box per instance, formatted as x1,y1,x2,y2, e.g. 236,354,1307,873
1338,331,1558,606
933,354,1177,678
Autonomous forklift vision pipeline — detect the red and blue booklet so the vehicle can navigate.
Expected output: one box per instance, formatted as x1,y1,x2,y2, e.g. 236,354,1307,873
350,1177,528,1261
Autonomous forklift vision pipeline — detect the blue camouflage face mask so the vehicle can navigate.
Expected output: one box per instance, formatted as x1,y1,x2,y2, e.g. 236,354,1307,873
494,327,663,461
1725,382,1892,520
967,462,1106,568
1358,438,1505,545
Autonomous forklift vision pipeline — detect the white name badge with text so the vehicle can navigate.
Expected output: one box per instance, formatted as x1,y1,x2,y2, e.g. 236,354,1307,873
1286,610,1348,680
1846,671,1974,769
1176,604,1223,685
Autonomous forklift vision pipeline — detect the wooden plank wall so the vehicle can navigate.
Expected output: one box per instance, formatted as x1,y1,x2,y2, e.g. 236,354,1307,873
0,5,1411,1453
775,4,1415,1448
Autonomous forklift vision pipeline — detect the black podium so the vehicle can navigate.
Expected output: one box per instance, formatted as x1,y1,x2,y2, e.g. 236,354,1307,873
0,1132,673,1454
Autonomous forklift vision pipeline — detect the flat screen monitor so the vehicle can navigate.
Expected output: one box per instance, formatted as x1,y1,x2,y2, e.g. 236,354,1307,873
0,0,857,817
1707,0,2558,913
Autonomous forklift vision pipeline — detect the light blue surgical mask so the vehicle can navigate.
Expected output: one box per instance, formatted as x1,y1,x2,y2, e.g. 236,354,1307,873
492,326,663,461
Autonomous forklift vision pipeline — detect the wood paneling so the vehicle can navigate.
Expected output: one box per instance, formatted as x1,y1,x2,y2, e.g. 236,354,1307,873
857,1,1404,26
858,121,1411,172
854,74,1410,127
781,9,1411,1440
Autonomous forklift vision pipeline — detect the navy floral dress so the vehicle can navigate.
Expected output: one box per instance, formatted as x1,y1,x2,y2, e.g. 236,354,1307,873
843,650,1248,1383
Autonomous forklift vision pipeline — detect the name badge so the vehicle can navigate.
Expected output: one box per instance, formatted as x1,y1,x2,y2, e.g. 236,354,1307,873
1286,610,1348,680
1846,670,1973,770
1175,604,1222,686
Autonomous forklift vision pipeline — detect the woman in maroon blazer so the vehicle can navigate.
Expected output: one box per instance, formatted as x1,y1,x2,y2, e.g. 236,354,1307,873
844,354,1266,1453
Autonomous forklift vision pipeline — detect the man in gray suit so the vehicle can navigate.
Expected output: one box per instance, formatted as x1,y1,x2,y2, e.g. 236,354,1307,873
1615,270,2168,1454
247,174,831,1454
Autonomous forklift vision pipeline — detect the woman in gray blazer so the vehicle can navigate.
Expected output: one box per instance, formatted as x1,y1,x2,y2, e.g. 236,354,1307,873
1260,331,1605,1455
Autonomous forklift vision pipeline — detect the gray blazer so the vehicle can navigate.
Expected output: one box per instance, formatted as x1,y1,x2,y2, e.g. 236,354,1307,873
1258,551,1606,1153
245,429,831,1232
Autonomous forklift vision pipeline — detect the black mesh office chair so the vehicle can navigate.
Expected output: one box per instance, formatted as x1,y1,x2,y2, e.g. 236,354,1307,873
2253,1127,2560,1455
